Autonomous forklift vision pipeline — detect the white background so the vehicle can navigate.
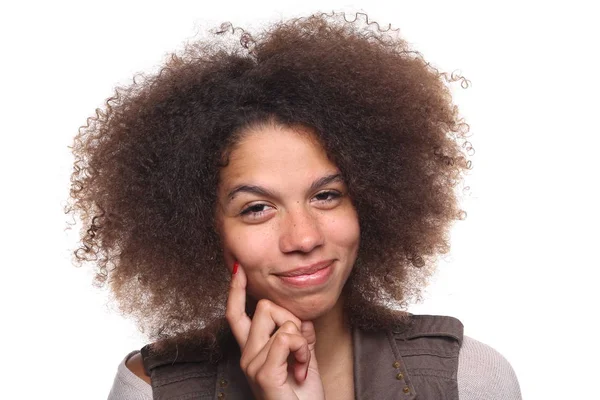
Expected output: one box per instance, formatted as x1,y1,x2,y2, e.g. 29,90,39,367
1,1,598,399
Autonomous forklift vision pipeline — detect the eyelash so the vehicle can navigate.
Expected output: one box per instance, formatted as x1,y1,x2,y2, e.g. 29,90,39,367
313,190,342,203
239,190,342,218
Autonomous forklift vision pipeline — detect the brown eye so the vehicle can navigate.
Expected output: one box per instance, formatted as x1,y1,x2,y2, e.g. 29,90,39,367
238,202,277,223
240,203,271,216
313,191,342,203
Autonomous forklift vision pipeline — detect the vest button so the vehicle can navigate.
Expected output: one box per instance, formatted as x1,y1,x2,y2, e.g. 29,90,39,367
220,379,228,387
393,361,400,368
403,386,411,394
396,372,404,380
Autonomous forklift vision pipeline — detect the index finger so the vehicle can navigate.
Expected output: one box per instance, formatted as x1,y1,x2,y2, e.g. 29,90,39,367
225,262,252,349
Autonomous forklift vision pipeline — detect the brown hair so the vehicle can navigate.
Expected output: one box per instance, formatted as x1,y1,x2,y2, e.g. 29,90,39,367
67,12,472,351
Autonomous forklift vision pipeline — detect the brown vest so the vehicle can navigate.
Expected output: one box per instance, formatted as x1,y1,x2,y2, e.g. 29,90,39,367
141,314,463,399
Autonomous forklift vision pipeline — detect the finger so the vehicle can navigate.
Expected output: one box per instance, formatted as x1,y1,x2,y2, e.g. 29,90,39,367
243,320,304,375
244,299,302,361
225,262,252,349
300,321,317,350
298,321,318,381
260,330,310,385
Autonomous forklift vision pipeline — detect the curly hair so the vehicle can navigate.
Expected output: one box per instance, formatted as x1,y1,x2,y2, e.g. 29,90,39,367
67,11,471,351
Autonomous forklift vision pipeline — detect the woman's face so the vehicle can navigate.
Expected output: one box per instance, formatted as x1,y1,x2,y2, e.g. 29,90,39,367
216,124,360,320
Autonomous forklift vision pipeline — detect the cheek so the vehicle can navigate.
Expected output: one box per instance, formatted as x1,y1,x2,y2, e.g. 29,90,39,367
326,211,360,250
222,226,277,272
222,227,278,301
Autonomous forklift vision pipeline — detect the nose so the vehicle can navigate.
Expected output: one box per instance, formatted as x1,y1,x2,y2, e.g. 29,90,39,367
279,205,324,254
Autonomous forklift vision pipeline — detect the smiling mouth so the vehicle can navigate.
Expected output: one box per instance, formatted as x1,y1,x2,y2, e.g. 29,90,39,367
275,261,334,288
275,260,334,277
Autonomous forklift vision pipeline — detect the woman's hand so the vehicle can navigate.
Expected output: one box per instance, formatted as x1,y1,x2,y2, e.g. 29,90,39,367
226,263,325,400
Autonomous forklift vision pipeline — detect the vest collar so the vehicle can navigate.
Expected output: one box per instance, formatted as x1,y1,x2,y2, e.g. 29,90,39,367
215,326,419,399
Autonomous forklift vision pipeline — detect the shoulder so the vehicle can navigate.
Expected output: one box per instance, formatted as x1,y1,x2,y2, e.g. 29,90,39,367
107,350,153,400
458,336,522,400
390,314,464,344
125,351,152,385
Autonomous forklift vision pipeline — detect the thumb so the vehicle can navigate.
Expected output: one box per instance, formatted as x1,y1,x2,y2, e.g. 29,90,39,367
299,321,319,381
292,321,318,383
300,321,317,350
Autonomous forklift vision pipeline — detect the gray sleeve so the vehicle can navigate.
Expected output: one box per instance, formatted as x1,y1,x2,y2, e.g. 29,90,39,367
107,350,153,400
458,336,522,400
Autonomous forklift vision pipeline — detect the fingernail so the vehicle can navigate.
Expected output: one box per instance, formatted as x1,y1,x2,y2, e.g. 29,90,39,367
232,262,239,275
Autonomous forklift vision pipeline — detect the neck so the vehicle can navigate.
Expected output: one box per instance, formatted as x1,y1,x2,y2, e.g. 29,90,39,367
312,297,353,375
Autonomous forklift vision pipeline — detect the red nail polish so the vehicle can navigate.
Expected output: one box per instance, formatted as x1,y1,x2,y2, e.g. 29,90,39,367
232,262,239,275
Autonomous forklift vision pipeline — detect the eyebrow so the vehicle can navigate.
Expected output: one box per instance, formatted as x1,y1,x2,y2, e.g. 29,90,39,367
226,173,344,204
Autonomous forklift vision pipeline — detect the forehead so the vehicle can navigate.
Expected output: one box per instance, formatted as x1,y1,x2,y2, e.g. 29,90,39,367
218,125,338,191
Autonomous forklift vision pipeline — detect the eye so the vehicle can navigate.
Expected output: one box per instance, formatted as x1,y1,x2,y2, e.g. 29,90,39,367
239,203,274,220
312,190,342,205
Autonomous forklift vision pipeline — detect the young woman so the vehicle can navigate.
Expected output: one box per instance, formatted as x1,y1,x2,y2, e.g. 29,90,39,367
68,12,521,399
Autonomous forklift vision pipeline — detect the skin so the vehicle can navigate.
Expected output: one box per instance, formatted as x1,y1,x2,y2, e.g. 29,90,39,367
219,123,360,399
216,123,360,322
128,123,360,399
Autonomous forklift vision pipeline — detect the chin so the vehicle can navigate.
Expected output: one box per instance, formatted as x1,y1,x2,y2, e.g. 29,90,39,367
290,308,329,322
277,296,339,322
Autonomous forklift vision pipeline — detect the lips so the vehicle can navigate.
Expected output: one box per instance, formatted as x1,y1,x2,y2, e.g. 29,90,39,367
275,260,334,277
